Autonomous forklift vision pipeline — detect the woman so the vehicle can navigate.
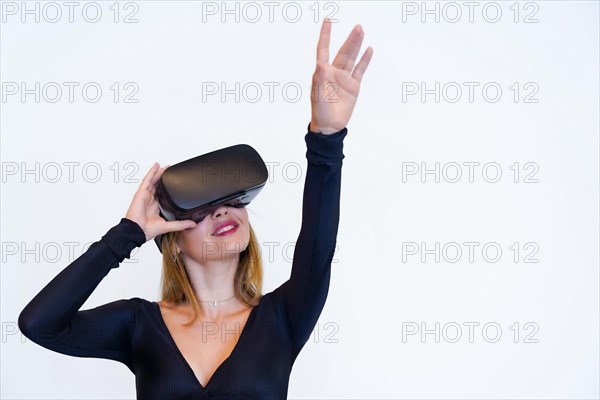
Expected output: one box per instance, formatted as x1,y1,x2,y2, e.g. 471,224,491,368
18,17,373,399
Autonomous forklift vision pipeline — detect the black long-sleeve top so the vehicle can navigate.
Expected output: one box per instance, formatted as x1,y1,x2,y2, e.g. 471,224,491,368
18,123,348,400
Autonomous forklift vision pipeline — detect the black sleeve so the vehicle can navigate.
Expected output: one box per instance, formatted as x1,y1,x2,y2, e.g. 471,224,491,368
17,218,147,372
272,121,347,354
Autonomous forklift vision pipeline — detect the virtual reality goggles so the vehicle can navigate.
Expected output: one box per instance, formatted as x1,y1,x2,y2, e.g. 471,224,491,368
153,144,268,253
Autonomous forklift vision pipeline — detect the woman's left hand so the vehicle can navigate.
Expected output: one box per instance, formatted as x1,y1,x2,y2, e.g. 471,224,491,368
310,17,374,135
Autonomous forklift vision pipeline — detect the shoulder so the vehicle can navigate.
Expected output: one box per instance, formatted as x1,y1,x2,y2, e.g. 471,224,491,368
121,296,156,313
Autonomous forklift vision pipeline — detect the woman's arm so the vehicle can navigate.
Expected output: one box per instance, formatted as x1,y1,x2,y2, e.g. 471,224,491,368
18,157,197,371
18,218,146,371
272,122,347,354
271,18,371,355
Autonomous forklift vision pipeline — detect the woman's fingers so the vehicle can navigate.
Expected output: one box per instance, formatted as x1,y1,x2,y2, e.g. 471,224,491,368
138,162,170,196
149,165,170,195
352,46,374,84
332,24,365,73
316,19,371,81
316,17,332,65
140,162,158,191
165,219,197,233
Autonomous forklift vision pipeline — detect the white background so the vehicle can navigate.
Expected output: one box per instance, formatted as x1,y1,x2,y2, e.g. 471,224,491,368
1,1,598,399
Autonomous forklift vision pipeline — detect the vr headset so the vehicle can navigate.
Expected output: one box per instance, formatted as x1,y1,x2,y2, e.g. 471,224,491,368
153,144,268,253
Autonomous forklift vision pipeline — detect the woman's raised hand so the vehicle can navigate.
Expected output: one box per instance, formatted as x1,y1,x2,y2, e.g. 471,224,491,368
310,17,374,135
125,162,197,243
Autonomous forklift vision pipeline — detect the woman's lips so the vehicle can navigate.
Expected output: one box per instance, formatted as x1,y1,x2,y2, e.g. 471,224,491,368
212,224,239,237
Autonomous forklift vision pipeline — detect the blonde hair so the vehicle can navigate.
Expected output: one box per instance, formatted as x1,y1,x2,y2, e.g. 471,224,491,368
159,220,263,327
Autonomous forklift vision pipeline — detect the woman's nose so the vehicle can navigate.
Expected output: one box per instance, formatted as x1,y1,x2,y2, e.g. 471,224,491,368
212,205,229,218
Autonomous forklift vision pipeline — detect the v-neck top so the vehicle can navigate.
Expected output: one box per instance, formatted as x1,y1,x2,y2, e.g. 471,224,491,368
18,122,348,400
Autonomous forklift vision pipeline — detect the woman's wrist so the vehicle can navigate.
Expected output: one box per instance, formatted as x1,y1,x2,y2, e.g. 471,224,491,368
309,121,345,135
